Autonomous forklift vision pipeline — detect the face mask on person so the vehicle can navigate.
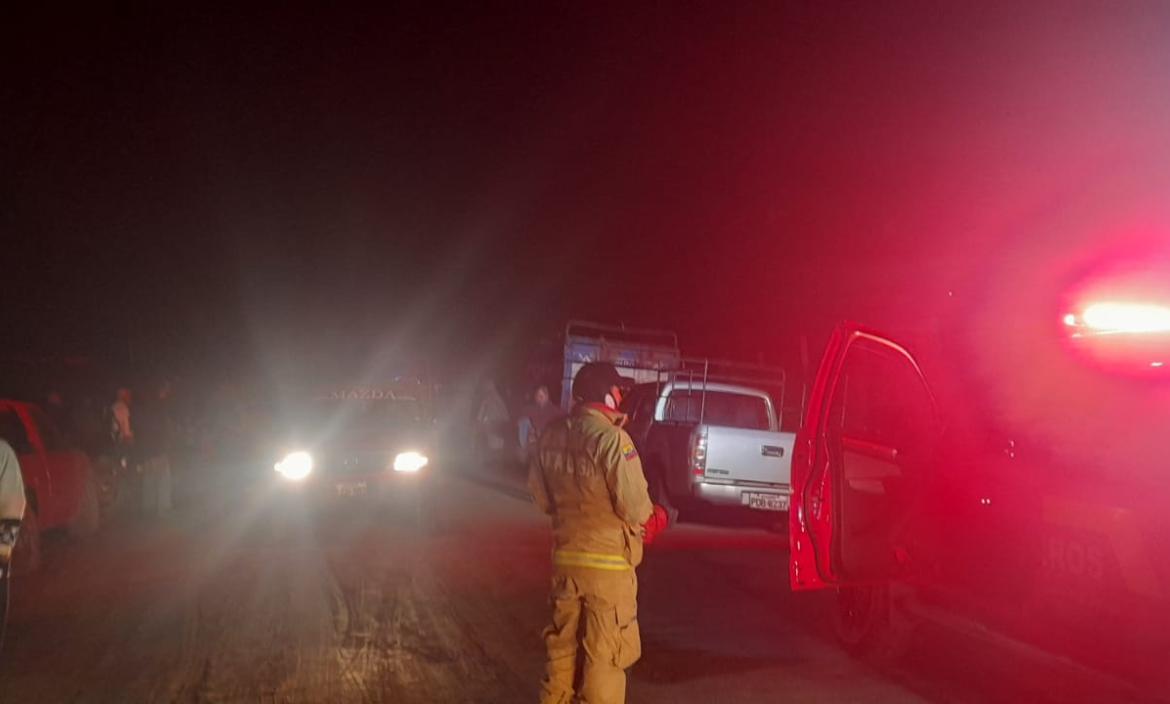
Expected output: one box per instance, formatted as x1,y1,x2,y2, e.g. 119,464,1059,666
604,385,623,410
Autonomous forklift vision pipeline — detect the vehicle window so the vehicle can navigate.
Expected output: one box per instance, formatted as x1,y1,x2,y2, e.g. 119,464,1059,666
830,341,935,452
0,409,33,454
28,407,64,451
665,391,771,430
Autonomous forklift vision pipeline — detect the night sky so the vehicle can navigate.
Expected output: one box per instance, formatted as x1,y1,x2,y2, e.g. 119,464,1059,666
5,3,1170,386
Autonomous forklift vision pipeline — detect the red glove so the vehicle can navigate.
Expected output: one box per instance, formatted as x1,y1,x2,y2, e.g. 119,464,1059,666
642,504,670,545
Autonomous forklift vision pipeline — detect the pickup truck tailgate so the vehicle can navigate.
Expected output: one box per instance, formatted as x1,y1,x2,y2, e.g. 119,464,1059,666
702,426,794,486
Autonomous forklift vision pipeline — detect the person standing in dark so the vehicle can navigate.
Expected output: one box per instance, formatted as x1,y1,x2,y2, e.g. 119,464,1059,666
528,364,667,703
108,386,136,486
134,380,174,517
110,387,134,449
518,385,560,460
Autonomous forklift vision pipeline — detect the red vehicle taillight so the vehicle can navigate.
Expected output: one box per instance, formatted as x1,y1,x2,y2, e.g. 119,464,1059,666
691,430,707,476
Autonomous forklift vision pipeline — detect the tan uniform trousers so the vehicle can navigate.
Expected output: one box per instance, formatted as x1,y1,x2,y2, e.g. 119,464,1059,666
539,566,640,704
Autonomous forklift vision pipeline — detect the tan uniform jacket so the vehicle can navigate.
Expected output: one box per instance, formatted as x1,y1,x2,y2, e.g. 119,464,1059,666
529,404,654,571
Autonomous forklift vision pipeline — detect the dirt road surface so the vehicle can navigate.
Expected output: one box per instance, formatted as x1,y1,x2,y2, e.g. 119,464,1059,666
0,463,1140,703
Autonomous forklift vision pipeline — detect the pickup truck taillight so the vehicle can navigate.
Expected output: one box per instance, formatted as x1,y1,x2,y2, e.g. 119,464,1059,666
691,430,708,476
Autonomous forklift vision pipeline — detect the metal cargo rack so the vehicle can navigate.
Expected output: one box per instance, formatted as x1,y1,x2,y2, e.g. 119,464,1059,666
560,320,798,428
561,320,682,412
651,357,789,429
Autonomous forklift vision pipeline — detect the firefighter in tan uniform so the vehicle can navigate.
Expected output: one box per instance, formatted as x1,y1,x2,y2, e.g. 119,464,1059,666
529,363,668,704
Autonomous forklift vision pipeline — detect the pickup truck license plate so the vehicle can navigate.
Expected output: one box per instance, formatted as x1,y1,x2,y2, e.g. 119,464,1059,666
745,492,789,512
336,481,367,497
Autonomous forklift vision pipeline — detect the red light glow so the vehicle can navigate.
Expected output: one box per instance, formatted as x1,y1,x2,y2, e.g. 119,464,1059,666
1080,302,1170,334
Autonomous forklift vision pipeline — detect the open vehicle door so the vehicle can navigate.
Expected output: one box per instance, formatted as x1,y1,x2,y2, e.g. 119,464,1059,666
790,323,938,591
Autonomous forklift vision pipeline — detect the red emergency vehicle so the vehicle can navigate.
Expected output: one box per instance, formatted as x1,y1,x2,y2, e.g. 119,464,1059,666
789,186,1170,698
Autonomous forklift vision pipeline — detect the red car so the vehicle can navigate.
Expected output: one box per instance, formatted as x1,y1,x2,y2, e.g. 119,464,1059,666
0,400,100,572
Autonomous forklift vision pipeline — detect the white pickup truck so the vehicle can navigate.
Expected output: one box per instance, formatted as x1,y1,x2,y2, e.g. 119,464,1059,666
622,379,795,516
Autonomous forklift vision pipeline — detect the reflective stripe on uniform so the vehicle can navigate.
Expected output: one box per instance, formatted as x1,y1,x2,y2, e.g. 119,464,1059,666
552,549,631,571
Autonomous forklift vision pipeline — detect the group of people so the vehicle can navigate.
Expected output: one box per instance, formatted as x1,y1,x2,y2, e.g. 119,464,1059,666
44,381,178,518
473,382,561,464
106,382,176,517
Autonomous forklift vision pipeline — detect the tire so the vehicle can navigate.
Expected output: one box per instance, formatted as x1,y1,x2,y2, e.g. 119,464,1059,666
12,509,41,577
833,583,914,664
69,476,101,539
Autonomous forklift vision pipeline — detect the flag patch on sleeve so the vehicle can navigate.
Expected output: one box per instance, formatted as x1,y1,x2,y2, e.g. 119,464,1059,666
622,444,638,461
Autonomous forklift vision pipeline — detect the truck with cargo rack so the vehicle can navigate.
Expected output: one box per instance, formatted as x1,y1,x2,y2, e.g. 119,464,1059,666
621,360,793,517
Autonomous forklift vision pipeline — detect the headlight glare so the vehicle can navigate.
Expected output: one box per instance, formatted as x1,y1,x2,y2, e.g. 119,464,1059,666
393,451,428,473
275,451,313,481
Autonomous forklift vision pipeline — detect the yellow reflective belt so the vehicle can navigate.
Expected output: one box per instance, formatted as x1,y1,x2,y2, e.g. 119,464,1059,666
552,549,631,572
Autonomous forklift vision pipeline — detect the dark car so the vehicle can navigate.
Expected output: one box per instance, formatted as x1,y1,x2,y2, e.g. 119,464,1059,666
267,383,436,520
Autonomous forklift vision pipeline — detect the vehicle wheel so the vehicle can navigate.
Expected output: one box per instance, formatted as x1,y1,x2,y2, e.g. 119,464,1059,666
12,509,42,577
833,583,914,663
69,476,101,539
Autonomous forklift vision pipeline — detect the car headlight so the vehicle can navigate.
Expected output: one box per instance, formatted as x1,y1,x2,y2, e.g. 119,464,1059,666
393,451,428,473
275,451,313,481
